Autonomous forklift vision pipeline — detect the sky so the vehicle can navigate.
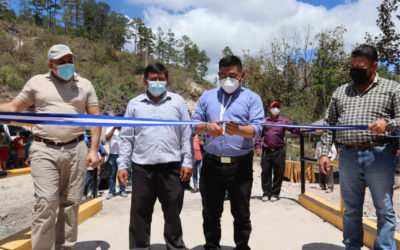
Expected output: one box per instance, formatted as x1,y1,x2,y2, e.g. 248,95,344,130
11,0,398,81
115,0,397,81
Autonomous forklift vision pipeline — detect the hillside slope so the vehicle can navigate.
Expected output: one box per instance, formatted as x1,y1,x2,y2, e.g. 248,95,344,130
0,21,211,115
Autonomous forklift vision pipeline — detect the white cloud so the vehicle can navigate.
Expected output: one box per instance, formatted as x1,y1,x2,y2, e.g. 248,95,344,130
126,0,396,81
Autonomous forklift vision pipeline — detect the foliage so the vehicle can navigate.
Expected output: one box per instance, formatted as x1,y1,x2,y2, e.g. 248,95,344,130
365,0,400,73
222,46,234,57
244,26,351,124
0,18,210,114
312,26,349,118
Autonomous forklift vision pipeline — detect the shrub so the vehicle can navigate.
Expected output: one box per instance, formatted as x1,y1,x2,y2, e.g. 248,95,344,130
0,31,15,53
0,64,24,90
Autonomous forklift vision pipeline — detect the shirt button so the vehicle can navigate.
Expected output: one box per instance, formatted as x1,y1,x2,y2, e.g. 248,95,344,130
222,140,225,143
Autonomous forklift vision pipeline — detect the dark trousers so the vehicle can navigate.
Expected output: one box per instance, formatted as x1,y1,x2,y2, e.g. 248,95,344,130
261,146,285,197
200,153,253,250
129,162,186,250
318,163,334,189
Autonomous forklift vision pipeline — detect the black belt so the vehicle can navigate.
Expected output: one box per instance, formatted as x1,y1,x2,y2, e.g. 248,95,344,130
205,152,252,164
33,134,84,147
343,138,392,150
262,145,284,152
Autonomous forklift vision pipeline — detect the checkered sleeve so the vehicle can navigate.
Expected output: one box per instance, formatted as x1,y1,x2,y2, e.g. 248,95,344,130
386,84,400,132
320,91,338,157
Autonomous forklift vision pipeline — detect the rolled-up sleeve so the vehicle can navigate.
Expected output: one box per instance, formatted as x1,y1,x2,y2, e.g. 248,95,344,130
179,99,193,168
321,93,338,157
249,94,265,139
117,104,135,171
192,95,207,134
17,79,35,106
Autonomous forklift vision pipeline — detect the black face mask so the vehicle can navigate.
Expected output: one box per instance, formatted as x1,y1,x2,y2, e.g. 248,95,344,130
349,68,369,85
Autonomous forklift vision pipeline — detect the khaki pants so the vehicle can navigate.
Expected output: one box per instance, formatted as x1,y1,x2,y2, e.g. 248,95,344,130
29,140,87,250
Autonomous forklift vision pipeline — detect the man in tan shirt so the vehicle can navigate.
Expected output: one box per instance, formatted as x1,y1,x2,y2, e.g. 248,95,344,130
0,44,101,250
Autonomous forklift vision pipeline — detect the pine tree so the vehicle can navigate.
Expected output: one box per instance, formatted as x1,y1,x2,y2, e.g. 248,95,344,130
222,46,233,57
29,0,46,26
18,0,32,21
106,11,129,50
365,0,400,72
166,28,178,64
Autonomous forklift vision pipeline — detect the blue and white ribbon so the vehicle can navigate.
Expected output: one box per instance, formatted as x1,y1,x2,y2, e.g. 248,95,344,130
251,122,368,131
0,112,202,127
0,112,398,137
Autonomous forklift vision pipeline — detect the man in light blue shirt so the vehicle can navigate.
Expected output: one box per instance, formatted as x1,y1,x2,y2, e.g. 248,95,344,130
192,55,264,250
117,62,192,250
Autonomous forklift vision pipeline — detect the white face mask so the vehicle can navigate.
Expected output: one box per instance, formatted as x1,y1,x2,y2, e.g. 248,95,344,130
270,107,280,115
220,77,240,94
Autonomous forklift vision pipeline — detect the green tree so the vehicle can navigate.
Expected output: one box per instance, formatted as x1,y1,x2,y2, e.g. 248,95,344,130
128,17,144,53
197,49,210,84
61,0,82,34
155,27,166,61
82,0,110,40
0,0,16,21
29,0,46,26
45,0,61,28
222,46,233,56
136,24,155,66
177,35,193,66
106,11,129,50
312,26,349,118
0,0,9,10
18,0,32,21
166,28,178,64
243,27,318,124
365,0,400,72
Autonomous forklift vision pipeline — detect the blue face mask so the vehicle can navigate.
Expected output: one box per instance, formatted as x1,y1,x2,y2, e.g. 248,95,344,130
148,81,167,97
55,63,75,81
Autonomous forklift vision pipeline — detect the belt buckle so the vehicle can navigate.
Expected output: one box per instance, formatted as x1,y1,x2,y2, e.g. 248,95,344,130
220,157,231,164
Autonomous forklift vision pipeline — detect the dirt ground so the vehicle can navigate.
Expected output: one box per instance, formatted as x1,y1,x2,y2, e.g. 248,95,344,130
1,156,399,248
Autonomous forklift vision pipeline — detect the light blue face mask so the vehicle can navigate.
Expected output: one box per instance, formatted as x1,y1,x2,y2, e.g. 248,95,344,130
148,81,167,97
56,63,75,81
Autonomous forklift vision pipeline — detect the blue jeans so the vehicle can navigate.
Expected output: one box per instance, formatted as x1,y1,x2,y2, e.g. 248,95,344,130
339,143,397,250
192,159,202,188
108,154,125,194
83,169,96,197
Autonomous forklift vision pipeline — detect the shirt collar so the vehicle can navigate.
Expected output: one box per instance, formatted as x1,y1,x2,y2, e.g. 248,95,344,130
47,71,78,83
218,85,242,97
267,115,281,121
349,72,380,94
141,91,171,104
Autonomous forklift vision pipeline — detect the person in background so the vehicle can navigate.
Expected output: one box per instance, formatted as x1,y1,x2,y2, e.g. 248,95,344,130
24,133,33,164
0,127,10,171
318,44,400,249
8,140,17,169
117,62,192,250
254,102,299,202
191,133,203,193
82,136,104,199
0,44,101,250
315,140,337,192
105,121,128,199
192,55,264,250
14,131,26,168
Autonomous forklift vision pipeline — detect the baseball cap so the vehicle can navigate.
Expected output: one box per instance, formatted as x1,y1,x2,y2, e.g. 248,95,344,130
47,44,73,61
269,101,280,108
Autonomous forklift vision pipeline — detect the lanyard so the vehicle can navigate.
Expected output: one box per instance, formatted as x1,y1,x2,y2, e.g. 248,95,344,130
219,94,233,134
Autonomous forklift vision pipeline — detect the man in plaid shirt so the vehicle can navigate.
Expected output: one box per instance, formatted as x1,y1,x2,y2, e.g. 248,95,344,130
318,44,400,250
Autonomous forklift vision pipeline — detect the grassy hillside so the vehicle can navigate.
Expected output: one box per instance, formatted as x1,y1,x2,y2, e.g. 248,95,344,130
0,21,211,114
